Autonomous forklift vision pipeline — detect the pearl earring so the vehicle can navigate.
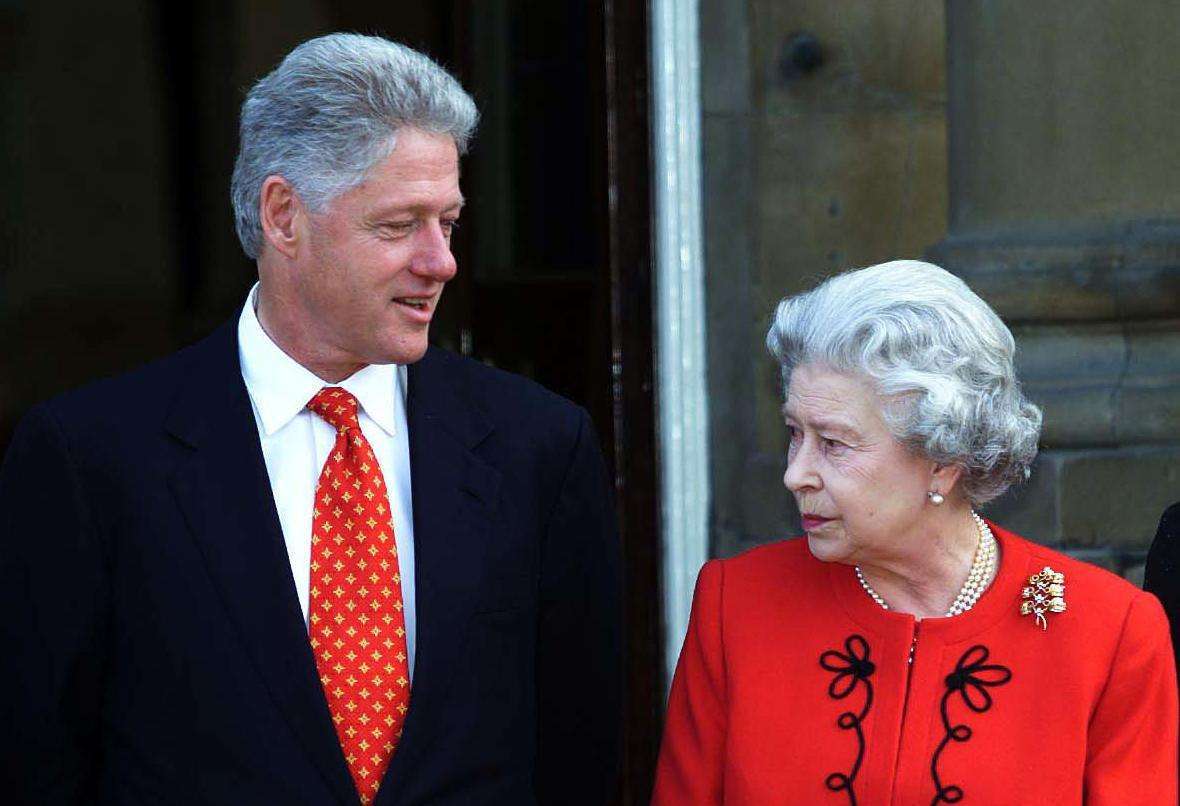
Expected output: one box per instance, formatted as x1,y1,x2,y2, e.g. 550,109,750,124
927,491,944,505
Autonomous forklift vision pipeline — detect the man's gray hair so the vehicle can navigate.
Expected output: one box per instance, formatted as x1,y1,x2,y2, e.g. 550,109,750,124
230,33,479,259
766,260,1042,505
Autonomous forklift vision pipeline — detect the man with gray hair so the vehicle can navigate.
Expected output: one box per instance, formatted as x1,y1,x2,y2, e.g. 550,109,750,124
0,34,621,805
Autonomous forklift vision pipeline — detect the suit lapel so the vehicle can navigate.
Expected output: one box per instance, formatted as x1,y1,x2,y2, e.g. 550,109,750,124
164,322,357,806
379,347,500,801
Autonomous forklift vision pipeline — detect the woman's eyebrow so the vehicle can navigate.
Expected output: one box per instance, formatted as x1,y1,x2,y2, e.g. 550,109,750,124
782,407,860,437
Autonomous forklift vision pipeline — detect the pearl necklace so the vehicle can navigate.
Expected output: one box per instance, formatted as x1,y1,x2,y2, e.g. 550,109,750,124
854,512,997,617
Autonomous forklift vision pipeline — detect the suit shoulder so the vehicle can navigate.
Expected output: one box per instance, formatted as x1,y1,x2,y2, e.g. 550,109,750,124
1010,531,1144,610
683,539,828,623
1019,541,1173,660
27,327,222,436
723,536,811,566
712,537,819,589
426,346,586,430
1155,501,1180,537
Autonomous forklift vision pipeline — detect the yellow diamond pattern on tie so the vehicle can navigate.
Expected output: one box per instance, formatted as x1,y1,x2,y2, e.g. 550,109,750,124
307,387,410,805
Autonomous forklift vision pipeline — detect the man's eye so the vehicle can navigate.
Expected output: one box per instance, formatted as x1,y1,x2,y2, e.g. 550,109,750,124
823,438,845,451
379,222,414,238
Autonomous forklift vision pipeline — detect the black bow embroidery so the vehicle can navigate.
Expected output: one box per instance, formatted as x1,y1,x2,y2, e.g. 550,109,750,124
931,645,1012,804
820,635,876,805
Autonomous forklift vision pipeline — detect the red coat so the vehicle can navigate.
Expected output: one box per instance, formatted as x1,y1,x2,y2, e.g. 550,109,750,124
653,523,1178,804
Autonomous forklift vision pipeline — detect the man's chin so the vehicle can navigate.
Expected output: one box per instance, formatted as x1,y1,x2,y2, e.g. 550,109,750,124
396,340,430,365
371,331,430,366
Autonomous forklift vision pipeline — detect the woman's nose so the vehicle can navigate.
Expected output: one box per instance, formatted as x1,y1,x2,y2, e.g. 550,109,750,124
783,441,820,493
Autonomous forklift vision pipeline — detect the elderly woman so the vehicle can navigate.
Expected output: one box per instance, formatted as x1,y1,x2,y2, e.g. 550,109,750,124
653,261,1177,804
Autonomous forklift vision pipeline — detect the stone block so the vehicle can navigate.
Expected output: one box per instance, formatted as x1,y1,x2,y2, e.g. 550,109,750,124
898,115,949,252
1012,323,1126,387
700,0,752,115
1060,548,1121,576
946,1,1180,233
754,346,786,456
756,109,947,300
1011,323,1124,448
712,443,792,557
1035,385,1120,450
1123,563,1146,590
704,114,759,547
1006,321,1180,448
703,116,757,283
1057,447,1180,550
926,229,1180,322
750,0,945,113
1119,385,1180,446
981,453,1061,546
739,450,797,543
1118,322,1180,443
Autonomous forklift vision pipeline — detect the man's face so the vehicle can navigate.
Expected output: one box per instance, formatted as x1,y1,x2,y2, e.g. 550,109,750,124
293,127,462,367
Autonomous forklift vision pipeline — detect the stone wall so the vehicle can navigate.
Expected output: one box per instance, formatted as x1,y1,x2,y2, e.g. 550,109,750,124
703,0,949,556
931,1,1180,581
703,0,1180,587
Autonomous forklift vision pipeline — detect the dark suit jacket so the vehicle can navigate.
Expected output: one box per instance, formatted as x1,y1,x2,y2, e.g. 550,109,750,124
1146,502,1180,672
0,321,622,805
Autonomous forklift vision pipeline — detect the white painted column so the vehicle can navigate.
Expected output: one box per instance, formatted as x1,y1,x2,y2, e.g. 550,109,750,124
650,0,710,689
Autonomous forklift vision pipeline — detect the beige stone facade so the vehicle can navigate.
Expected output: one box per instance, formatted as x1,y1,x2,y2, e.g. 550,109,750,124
705,0,1180,585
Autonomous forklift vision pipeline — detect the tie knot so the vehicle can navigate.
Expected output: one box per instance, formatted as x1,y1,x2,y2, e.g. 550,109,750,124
307,387,361,433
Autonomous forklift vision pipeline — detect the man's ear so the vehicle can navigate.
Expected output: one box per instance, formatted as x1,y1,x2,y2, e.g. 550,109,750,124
259,175,303,259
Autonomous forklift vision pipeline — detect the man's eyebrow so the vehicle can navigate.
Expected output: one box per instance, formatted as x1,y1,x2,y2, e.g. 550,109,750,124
370,196,466,219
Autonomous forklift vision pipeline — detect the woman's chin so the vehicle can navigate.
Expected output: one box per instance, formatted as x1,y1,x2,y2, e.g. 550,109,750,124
805,530,850,564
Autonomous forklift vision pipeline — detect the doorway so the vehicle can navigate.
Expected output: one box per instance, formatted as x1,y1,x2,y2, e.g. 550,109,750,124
4,1,664,800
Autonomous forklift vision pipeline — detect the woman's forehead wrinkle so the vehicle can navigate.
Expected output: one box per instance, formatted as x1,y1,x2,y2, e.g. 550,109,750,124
787,388,857,421
786,384,888,441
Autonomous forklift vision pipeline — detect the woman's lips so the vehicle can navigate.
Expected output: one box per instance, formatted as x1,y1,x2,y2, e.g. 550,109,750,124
801,514,834,531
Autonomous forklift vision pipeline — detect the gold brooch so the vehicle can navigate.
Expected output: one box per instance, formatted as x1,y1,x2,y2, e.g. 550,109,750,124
1020,566,1066,630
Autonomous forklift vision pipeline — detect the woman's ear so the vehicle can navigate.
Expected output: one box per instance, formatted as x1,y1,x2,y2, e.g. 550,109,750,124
930,462,965,500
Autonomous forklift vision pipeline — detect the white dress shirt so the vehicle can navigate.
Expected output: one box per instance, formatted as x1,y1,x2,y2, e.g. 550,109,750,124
237,284,417,678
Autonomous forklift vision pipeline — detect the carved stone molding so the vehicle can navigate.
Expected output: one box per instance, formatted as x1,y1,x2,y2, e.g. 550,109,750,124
927,223,1180,323
1013,321,1180,448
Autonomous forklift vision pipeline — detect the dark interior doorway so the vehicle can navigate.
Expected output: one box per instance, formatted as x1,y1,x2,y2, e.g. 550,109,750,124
3,1,662,801
444,5,665,802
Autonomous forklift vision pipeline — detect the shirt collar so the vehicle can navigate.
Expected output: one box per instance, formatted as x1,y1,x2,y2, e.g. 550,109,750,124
237,283,405,437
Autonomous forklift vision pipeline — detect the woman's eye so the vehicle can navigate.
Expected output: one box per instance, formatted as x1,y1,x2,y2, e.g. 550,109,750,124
441,218,460,234
823,437,845,452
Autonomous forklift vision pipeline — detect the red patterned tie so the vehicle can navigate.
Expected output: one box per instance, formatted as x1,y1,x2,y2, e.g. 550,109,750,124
307,387,410,805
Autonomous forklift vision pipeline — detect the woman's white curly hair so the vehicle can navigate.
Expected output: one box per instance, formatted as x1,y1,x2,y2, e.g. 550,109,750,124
766,260,1042,505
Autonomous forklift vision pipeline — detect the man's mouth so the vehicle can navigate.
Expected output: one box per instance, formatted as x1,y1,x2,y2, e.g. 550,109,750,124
393,297,431,311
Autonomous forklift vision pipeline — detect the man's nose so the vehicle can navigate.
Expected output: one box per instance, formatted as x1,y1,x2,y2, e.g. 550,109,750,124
410,221,458,281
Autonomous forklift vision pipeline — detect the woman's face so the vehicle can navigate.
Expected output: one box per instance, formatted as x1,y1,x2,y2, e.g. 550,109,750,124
783,363,938,566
